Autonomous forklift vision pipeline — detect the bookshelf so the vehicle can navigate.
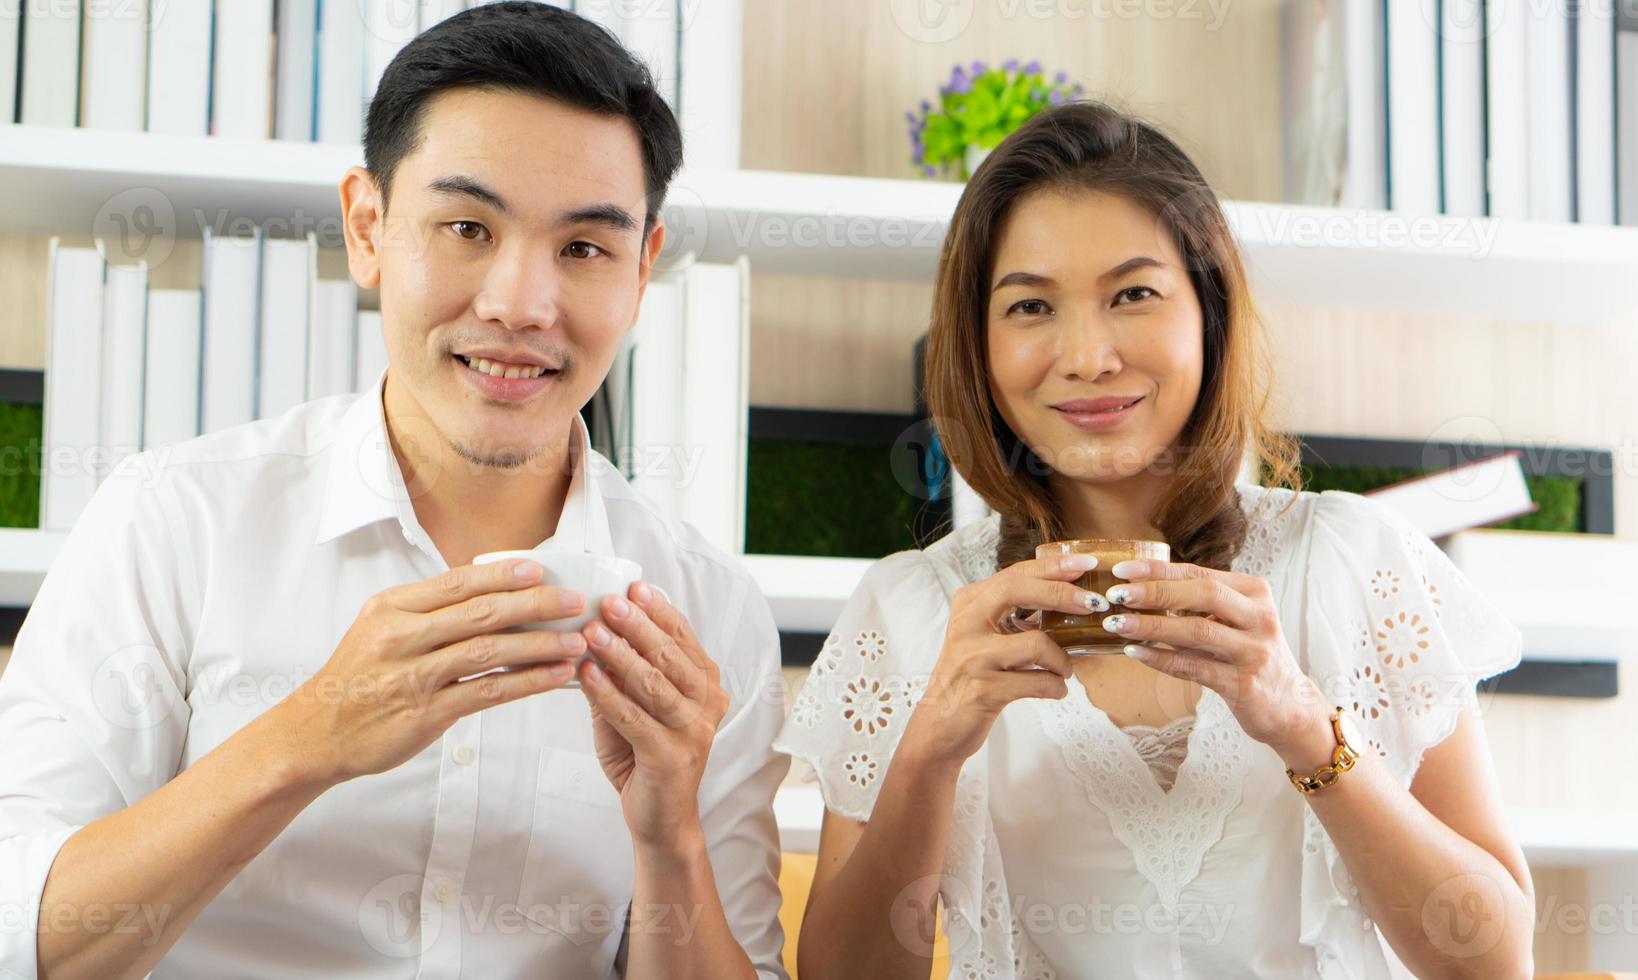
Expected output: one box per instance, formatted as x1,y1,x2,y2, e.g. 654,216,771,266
7,124,1638,326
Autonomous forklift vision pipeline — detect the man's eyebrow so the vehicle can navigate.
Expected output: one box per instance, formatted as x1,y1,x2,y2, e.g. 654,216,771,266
427,175,510,215
560,202,640,233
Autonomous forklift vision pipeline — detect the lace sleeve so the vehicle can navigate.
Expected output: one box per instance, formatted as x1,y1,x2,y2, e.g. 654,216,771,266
772,550,950,822
1304,490,1524,786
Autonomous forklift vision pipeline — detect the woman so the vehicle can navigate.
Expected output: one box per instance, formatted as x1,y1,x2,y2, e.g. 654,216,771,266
774,101,1534,979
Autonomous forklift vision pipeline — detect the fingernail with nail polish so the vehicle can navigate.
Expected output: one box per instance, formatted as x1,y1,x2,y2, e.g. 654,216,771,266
1080,590,1108,612
1102,615,1132,633
1061,554,1098,572
1112,560,1147,579
1107,585,1135,605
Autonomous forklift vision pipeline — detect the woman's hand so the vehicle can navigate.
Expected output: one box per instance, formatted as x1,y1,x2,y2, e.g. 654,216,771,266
899,553,1109,767
1099,559,1330,752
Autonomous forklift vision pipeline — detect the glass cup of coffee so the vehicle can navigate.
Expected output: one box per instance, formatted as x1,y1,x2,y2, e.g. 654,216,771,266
1033,538,1185,655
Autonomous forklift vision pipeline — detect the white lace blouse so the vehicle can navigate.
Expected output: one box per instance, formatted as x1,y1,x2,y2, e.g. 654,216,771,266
773,483,1524,979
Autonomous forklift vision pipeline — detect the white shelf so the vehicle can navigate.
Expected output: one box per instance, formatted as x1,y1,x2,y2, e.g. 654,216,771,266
5,124,1638,324
0,527,866,633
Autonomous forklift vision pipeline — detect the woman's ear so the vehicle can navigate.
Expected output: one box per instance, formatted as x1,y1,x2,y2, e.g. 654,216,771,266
339,166,384,290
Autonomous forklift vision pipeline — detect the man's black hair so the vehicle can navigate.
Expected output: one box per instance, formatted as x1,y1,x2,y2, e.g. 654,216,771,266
363,1,683,229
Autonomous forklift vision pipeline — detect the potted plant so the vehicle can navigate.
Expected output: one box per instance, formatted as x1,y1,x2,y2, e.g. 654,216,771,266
906,59,1085,179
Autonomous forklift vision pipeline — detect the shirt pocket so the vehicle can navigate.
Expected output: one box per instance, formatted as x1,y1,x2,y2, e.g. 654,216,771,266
517,747,634,971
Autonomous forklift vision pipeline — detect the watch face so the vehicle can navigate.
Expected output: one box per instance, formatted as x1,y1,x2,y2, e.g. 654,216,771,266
1338,711,1364,750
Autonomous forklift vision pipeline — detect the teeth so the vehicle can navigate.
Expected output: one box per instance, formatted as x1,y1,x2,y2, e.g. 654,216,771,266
460,355,548,379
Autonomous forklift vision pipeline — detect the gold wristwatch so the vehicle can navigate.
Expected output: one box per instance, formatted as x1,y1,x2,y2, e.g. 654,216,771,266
1285,705,1363,795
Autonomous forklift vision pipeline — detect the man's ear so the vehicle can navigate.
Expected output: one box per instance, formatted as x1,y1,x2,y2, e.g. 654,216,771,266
339,166,385,289
634,219,667,307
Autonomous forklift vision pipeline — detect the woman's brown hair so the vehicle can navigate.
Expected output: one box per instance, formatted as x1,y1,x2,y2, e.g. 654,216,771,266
924,100,1303,572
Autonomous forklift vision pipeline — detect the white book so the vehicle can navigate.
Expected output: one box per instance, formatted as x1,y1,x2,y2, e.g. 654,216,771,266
20,0,81,126
1616,13,1638,225
629,273,684,514
143,289,203,450
200,228,263,434
1439,0,1486,217
308,279,359,399
1576,0,1617,225
146,0,212,135
354,310,387,392
1526,4,1574,222
678,258,749,555
42,240,105,531
1362,451,1535,541
419,0,467,30
257,235,315,420
80,0,147,131
317,0,366,145
1485,0,1530,218
211,0,275,139
1385,1,1439,213
100,259,148,482
275,0,318,141
1343,0,1387,209
364,0,420,103
0,0,17,123
679,0,741,170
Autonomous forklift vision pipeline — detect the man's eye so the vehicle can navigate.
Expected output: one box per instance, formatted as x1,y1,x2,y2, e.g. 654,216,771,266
1115,286,1157,305
449,221,490,242
1007,299,1051,316
564,241,604,259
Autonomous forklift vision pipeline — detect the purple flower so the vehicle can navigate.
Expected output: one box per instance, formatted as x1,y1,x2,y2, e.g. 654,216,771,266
1024,59,1042,75
970,60,986,76
1054,70,1069,85
1003,58,1020,72
905,111,918,124
949,72,974,95
1049,89,1065,105
923,165,938,177
920,99,932,113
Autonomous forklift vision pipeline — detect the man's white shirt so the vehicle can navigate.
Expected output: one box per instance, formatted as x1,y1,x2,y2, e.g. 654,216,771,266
0,368,789,979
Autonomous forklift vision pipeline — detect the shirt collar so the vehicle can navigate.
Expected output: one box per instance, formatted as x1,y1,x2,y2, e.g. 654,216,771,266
315,367,614,557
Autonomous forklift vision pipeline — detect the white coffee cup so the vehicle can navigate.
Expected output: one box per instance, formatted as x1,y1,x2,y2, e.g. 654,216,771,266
470,548,643,687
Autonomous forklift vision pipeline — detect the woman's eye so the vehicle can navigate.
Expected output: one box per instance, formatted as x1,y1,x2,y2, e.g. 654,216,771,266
1007,298,1051,316
1115,286,1157,305
564,241,604,259
448,221,490,242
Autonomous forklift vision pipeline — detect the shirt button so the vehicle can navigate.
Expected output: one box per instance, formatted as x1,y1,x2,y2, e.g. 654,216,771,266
435,882,454,903
452,746,474,766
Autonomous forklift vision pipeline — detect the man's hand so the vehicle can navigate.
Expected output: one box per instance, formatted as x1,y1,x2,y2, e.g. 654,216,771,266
577,581,730,852
268,558,587,787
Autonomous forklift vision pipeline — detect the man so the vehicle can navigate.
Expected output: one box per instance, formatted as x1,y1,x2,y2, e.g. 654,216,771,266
0,4,788,977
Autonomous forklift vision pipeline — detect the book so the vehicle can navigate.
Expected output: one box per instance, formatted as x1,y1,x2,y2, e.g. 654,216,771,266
100,259,148,481
200,228,263,434
142,289,203,450
0,0,17,123
41,240,105,530
1618,8,1638,225
1575,0,1617,225
257,234,316,420
1485,0,1530,218
364,0,420,104
20,0,81,127
1385,1,1440,213
1361,450,1536,541
1439,0,1486,217
679,258,751,554
146,0,212,135
211,0,276,139
308,279,359,400
1526,2,1574,222
354,310,387,392
419,0,468,30
317,0,367,145
80,0,147,131
1279,0,1386,209
680,0,741,170
275,0,319,141
629,272,684,511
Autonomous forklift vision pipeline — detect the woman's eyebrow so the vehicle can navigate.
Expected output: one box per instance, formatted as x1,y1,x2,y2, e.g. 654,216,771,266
992,256,1167,293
